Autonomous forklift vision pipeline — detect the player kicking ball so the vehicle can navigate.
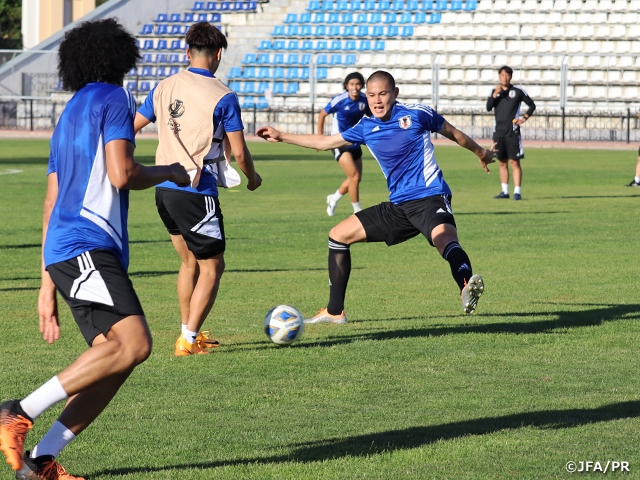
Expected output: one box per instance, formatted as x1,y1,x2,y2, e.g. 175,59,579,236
258,71,494,323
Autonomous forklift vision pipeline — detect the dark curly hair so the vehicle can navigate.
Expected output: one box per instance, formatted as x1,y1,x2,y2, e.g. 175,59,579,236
185,22,228,56
58,18,140,92
343,72,365,91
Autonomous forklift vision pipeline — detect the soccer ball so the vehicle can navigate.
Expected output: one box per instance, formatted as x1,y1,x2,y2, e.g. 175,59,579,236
264,305,304,345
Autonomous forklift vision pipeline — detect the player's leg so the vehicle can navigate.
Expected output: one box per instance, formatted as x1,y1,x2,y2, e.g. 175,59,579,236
170,234,199,334
493,138,510,199
509,135,524,200
337,149,363,213
510,159,522,199
627,149,640,186
327,148,348,216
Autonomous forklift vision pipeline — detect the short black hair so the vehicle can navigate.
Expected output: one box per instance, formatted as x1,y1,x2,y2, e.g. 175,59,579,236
186,22,228,56
58,18,140,92
498,65,513,76
366,70,396,90
343,72,365,90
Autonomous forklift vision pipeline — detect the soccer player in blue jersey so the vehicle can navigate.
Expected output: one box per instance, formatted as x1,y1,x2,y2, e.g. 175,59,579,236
317,72,372,216
0,19,190,480
258,71,494,323
134,22,262,356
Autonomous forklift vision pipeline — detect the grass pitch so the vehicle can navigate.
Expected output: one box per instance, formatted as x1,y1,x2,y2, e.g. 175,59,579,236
0,138,639,479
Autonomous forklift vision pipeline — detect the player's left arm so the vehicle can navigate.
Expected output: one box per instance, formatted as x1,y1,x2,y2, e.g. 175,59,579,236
39,172,60,344
134,112,152,134
257,126,351,150
516,91,536,125
437,120,495,174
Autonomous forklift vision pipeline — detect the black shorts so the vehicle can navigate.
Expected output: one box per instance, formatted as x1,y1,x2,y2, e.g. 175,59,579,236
493,135,524,161
355,195,457,247
156,188,225,260
47,250,144,346
333,146,363,162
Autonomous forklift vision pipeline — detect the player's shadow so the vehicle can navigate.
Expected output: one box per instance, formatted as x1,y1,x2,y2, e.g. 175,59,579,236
0,286,38,292
0,243,40,249
543,195,640,199
456,211,570,215
0,158,48,165
129,267,329,277
90,400,640,477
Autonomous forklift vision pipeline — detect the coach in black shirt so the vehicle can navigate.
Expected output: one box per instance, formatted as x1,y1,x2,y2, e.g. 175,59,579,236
486,66,536,200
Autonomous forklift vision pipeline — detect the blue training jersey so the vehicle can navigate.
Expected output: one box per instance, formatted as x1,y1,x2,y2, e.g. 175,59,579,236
45,83,137,270
137,68,244,196
341,102,449,204
324,91,370,136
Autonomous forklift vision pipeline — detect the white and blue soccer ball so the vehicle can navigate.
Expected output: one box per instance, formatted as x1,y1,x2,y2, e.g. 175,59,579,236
264,305,304,345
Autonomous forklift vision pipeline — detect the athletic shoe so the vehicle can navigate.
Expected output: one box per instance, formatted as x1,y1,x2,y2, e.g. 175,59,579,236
0,400,33,471
461,274,484,314
513,193,522,200
304,308,347,324
326,194,338,216
16,451,85,480
196,330,220,349
493,192,509,199
626,179,640,187
174,336,208,356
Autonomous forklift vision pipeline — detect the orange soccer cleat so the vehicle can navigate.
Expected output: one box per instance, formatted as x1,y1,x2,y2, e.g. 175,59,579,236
0,400,33,471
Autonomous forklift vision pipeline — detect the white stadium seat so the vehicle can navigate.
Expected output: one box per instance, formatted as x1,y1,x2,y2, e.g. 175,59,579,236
611,0,627,10
522,0,537,9
567,0,583,10
507,0,523,10
553,0,567,10
596,0,612,9
539,0,554,9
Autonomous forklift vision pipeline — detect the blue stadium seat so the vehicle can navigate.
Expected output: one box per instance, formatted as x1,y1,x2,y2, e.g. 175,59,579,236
300,13,311,22
229,81,241,90
364,0,375,8
246,2,258,10
391,0,404,9
286,83,299,94
450,0,462,8
243,67,256,78
170,40,182,50
257,82,270,93
243,53,256,63
429,12,441,22
315,40,328,50
321,0,335,10
257,97,269,109
211,13,221,21
328,12,339,22
355,12,367,23
168,54,179,62
273,53,284,63
316,54,328,65
386,25,398,36
370,12,381,22
375,0,390,10
301,40,313,50
273,82,284,94
143,54,153,62
384,13,396,23
126,68,137,77
373,39,385,50
345,54,357,64
286,53,299,64
233,2,244,11
356,26,369,36
182,55,189,63
140,24,153,34
372,25,383,35
435,0,447,9
169,13,181,22
317,68,328,79
241,97,255,109
273,67,285,78
337,1,348,9
345,39,357,50
273,40,286,49
170,25,182,34
206,2,217,9
229,67,242,78
196,13,208,21
414,12,427,22
301,53,312,63
141,66,153,77
193,2,205,10
286,40,299,50
183,13,194,22
301,25,312,35
155,13,168,22
343,25,355,35
156,66,167,77
329,25,340,36
330,54,342,64
242,82,255,93
273,25,285,35
314,25,326,35
158,40,168,49
143,39,154,50
285,25,299,35
463,0,476,8
139,81,151,92
301,67,309,79
257,53,270,63
407,0,419,7
219,2,231,10
285,13,297,22
126,82,137,92
258,40,271,50
329,40,342,50
313,12,325,22
340,12,353,23
349,0,362,9
287,67,299,79
258,67,270,78
358,40,371,50
401,25,413,36
156,54,167,62
307,1,321,10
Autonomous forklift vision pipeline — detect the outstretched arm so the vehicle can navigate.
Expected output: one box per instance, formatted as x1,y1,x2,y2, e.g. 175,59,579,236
257,126,351,150
437,120,495,174
226,130,262,191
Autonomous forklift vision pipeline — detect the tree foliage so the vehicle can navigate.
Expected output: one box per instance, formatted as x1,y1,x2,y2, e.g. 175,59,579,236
0,0,21,49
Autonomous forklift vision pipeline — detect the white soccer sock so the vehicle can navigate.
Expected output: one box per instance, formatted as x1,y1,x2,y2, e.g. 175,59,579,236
514,186,521,195
351,202,362,213
333,190,343,200
31,421,76,459
20,377,68,420
635,176,640,184
181,324,188,334
183,329,198,344
501,183,509,194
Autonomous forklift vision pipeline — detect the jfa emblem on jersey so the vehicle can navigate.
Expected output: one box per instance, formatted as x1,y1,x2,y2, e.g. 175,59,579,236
168,99,185,118
399,115,412,129
508,90,516,98
358,102,365,111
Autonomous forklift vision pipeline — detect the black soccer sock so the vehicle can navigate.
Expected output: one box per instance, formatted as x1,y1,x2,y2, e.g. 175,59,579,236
327,237,351,315
442,241,472,292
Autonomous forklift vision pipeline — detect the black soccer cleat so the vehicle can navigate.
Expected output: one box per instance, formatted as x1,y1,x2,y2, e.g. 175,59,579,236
626,179,640,187
513,193,522,200
493,192,509,199
15,451,85,479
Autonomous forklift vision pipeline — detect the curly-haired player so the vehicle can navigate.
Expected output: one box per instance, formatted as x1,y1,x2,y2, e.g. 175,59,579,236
0,19,189,480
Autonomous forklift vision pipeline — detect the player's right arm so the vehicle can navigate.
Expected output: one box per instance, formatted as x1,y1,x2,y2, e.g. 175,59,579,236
317,109,329,135
486,86,502,111
39,172,60,344
257,126,351,150
226,130,262,191
437,120,495,174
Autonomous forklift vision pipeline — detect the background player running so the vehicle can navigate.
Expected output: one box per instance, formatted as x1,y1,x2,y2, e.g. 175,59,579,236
258,70,494,324
0,19,189,480
317,72,371,216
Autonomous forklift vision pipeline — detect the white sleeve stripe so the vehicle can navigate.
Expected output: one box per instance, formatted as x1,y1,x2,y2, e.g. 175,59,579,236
330,91,350,107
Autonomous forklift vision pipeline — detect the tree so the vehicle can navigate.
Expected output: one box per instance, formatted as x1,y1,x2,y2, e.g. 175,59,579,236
0,0,21,49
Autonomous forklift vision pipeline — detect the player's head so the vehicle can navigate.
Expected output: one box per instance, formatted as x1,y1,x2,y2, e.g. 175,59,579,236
365,70,399,121
343,72,365,98
498,65,513,86
58,18,140,92
186,22,228,69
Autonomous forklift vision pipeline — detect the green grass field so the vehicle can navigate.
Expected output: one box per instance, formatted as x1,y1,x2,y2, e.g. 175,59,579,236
1,139,639,479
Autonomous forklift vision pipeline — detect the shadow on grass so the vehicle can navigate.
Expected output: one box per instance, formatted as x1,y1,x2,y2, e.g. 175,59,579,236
542,195,640,199
0,243,40,249
0,286,38,292
129,267,329,277
456,211,570,215
0,158,48,165
91,400,640,477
